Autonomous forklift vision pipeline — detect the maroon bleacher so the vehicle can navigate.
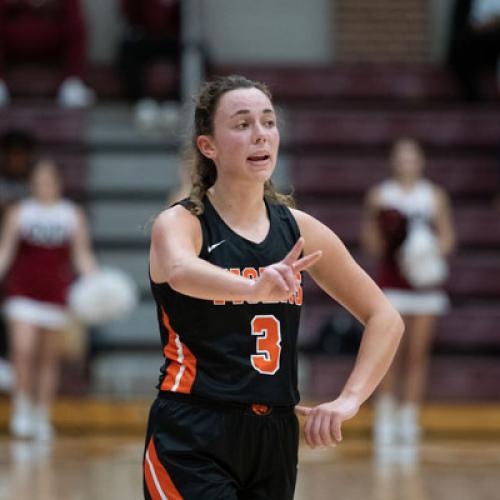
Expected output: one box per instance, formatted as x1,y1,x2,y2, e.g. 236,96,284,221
214,63,484,102
0,106,88,200
300,303,500,352
291,155,499,197
5,66,61,99
5,62,497,104
296,203,500,248
0,106,86,146
305,355,500,402
5,62,178,101
287,109,500,148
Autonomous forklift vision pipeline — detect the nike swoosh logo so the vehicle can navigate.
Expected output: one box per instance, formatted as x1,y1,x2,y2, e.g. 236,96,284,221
207,240,226,253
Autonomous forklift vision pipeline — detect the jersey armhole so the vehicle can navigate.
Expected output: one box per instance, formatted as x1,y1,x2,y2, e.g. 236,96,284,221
172,198,207,258
288,208,302,242
283,205,302,241
197,215,210,259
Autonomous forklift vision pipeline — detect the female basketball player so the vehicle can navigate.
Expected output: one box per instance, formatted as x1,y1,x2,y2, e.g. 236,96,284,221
0,159,97,440
144,75,404,499
362,138,455,446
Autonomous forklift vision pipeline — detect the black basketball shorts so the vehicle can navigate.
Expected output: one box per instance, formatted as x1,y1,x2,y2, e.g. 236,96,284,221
143,392,299,500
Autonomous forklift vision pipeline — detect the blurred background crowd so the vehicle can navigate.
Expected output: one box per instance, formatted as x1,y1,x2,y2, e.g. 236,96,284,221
0,0,499,481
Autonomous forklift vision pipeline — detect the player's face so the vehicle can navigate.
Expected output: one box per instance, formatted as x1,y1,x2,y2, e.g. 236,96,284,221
31,163,62,202
201,87,280,184
391,141,424,181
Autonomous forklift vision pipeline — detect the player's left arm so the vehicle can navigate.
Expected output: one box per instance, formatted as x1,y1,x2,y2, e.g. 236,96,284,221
71,207,98,276
292,208,404,448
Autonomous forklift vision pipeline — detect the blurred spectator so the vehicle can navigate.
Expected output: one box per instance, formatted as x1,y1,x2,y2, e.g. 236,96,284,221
0,0,95,108
361,138,456,447
118,0,181,129
448,0,500,101
0,159,97,440
0,129,36,214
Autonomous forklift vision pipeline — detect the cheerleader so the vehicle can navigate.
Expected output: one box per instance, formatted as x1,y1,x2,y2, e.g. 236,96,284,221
0,159,97,439
362,138,456,446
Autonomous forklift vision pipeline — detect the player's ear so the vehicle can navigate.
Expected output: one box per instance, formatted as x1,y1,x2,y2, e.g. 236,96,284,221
196,135,217,160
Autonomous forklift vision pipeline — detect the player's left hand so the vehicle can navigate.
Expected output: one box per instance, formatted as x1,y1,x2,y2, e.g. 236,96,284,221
295,395,360,448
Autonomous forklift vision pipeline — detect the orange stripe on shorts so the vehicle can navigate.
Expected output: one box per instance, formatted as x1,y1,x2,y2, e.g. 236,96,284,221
144,437,183,500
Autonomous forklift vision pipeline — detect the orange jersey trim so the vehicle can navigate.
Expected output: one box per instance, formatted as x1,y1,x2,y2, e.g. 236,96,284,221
144,437,183,500
160,307,197,394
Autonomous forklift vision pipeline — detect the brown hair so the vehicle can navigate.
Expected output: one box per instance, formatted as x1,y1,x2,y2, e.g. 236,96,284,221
187,74,294,214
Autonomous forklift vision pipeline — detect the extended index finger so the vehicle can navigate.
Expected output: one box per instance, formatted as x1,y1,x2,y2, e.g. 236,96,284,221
292,250,322,273
282,237,305,266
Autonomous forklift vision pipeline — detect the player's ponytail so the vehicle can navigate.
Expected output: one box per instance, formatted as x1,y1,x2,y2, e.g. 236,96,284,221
187,146,217,215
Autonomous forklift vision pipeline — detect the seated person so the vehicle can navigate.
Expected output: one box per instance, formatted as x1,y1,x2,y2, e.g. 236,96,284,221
0,0,94,108
448,0,500,100
118,0,181,128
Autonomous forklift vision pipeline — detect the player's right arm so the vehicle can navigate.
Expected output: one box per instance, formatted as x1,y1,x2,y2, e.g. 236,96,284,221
0,205,21,280
149,205,320,303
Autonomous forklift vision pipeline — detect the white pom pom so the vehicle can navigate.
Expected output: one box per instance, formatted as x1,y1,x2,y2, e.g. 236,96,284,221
69,267,139,325
399,221,448,288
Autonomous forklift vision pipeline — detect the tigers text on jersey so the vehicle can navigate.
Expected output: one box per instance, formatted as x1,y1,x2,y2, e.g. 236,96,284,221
150,196,303,406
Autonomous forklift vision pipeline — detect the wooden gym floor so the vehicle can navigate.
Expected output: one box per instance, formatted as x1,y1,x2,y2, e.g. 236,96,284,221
0,399,500,500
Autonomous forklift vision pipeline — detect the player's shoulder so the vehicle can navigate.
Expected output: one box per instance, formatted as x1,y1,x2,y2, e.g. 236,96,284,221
289,207,332,235
151,200,201,239
289,207,310,224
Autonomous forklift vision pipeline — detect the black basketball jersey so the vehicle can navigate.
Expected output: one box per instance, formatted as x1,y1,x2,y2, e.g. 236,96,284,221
150,196,303,406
